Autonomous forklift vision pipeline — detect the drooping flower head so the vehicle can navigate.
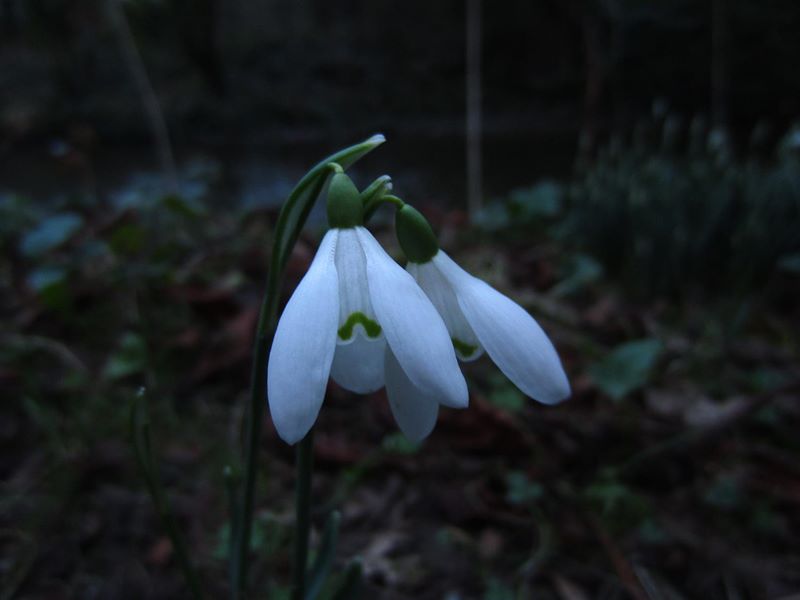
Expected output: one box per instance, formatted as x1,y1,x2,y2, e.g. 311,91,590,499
267,173,467,444
395,204,570,404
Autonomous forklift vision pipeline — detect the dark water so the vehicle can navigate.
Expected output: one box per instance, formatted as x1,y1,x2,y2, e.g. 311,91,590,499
0,132,576,220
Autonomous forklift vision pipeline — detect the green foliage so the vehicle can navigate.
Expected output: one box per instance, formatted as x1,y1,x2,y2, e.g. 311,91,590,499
487,373,526,413
475,180,564,233
550,254,603,298
108,222,147,256
26,266,69,309
326,559,364,600
20,212,84,257
703,475,743,511
1,137,387,600
562,118,800,298
4,159,242,393
584,480,651,534
484,577,516,600
0,194,40,237
3,130,796,597
744,367,787,394
214,513,290,561
161,193,207,219
509,180,563,221
305,512,341,600
505,471,544,506
473,202,512,232
749,503,782,537
130,390,205,598
483,118,800,300
381,432,420,455
589,338,663,401
104,332,148,380
637,518,668,545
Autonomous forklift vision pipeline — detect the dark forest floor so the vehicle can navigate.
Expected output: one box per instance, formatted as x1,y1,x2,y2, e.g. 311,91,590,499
1,166,799,600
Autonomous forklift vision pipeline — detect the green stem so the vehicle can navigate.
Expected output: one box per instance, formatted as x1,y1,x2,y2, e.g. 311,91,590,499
154,484,205,600
223,466,239,595
232,313,272,599
359,174,392,205
292,429,315,600
232,174,328,598
131,393,204,600
363,193,405,222
230,135,385,598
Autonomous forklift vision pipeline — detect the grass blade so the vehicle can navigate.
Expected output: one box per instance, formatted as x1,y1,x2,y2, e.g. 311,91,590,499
304,511,341,600
131,389,205,600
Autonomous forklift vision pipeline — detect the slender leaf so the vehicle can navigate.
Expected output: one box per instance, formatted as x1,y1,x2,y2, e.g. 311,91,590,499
272,134,386,276
329,559,363,600
105,332,148,380
223,465,239,591
305,511,341,600
130,390,205,600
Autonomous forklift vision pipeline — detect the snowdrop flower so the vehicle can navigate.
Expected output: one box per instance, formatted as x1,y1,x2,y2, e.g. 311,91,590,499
268,174,468,444
396,205,570,404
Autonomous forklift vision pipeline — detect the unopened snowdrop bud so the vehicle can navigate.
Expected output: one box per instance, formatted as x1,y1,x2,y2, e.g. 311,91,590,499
327,173,363,229
398,206,571,405
396,204,438,264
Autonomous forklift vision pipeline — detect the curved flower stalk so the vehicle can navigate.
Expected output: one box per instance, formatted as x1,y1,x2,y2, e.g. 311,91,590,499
268,173,468,444
396,205,570,405
233,135,386,599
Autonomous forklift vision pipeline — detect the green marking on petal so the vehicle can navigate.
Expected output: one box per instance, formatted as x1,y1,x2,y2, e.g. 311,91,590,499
338,312,382,340
453,337,478,359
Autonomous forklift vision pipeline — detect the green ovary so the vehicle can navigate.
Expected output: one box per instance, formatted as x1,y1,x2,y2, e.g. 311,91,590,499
338,312,382,340
452,337,478,358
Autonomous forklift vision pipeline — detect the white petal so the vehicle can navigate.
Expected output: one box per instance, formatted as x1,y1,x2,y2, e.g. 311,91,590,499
267,230,340,444
433,251,570,404
330,335,386,393
335,228,382,342
409,261,483,361
384,348,439,442
356,228,468,409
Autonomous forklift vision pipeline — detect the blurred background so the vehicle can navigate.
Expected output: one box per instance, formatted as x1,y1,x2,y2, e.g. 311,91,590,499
1,1,799,598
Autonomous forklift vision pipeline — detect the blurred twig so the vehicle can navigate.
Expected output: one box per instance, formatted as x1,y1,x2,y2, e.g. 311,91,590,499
465,0,483,219
613,380,800,478
130,389,205,600
107,0,178,194
517,505,555,583
1,333,88,375
585,514,649,600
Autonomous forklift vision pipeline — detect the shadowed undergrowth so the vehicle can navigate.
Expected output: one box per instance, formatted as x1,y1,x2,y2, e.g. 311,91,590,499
1,138,799,598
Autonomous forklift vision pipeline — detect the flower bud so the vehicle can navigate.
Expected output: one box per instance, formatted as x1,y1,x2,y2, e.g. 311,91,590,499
396,204,439,264
327,173,363,228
